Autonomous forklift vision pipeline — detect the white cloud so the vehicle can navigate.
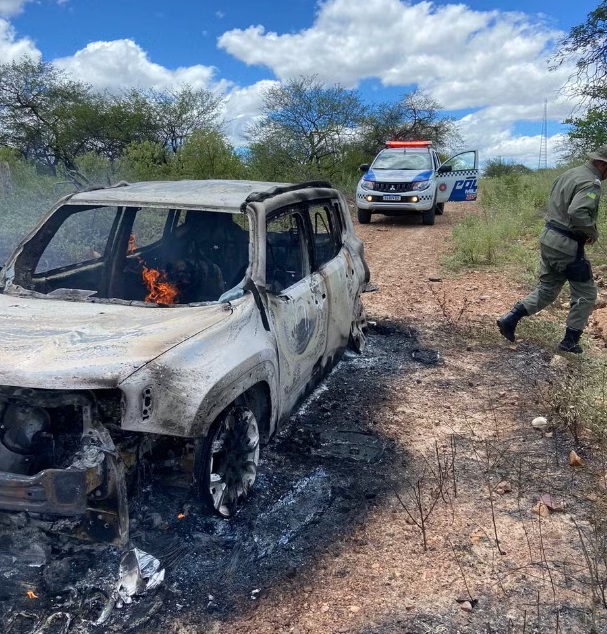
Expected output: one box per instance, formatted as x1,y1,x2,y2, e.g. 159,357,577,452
0,0,30,17
0,0,579,165
0,0,70,16
0,18,39,62
54,39,222,92
217,0,581,163
50,37,277,148
457,105,568,167
222,79,279,146
218,0,568,110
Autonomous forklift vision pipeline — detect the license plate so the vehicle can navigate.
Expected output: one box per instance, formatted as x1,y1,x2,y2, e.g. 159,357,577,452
382,194,401,201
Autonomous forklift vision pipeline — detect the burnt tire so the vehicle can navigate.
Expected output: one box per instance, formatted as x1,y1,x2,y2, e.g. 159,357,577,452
421,205,436,225
357,208,372,224
193,405,260,518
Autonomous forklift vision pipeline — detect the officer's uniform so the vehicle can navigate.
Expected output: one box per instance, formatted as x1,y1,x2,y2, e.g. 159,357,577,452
519,162,602,330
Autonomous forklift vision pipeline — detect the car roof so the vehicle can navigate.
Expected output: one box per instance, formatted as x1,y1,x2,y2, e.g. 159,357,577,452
67,180,293,212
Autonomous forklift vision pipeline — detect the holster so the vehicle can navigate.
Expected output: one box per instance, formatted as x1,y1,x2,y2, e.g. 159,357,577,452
546,222,593,283
565,247,593,282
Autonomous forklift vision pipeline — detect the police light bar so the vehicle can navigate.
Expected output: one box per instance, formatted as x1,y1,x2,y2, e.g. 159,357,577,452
385,140,432,148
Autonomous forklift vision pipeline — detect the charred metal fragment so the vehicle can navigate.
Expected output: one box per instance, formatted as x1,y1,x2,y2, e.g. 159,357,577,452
0,387,128,544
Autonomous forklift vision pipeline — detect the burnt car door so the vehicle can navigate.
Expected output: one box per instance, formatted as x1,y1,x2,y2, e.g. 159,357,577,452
304,199,357,359
263,206,329,415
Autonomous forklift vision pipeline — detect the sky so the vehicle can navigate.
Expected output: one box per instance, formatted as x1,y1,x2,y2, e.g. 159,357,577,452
0,0,601,166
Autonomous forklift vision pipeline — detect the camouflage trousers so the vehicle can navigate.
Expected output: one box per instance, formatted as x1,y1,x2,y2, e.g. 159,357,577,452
520,228,597,331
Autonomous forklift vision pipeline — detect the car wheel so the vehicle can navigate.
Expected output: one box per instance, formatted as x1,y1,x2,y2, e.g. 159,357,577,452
357,208,372,224
194,405,260,518
348,294,368,353
436,202,445,215
421,205,436,225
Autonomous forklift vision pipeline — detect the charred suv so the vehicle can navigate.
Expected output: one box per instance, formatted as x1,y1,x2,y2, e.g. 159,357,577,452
0,180,369,543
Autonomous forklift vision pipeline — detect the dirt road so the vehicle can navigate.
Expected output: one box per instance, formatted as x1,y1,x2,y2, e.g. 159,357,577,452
3,204,604,634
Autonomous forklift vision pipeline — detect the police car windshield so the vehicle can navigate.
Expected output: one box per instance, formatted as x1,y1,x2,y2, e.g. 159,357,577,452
372,151,432,171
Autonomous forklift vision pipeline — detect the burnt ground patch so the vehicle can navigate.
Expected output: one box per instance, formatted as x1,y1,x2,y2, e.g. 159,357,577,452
1,320,438,634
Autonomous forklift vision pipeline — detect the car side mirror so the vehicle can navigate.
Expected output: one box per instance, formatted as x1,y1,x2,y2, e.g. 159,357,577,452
359,164,370,172
438,165,453,173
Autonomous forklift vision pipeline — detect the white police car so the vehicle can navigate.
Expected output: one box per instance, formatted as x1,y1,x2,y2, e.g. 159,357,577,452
355,141,478,225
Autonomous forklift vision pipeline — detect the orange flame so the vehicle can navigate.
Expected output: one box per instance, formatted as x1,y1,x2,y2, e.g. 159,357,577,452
127,233,137,255
128,234,179,305
27,590,38,599
142,264,179,304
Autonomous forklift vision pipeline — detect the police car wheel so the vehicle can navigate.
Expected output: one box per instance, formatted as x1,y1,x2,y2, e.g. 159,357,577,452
436,202,445,215
421,205,436,225
357,208,372,224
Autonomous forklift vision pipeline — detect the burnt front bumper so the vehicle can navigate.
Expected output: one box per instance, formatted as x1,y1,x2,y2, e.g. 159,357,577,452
0,467,87,515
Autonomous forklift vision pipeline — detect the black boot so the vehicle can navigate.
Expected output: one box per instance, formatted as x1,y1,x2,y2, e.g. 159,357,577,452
497,304,527,342
558,327,583,354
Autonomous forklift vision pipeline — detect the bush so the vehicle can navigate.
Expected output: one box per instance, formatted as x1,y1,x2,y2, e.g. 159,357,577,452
0,155,71,264
447,169,562,270
483,157,532,178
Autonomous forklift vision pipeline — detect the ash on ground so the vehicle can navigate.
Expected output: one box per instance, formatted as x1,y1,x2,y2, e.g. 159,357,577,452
1,321,435,633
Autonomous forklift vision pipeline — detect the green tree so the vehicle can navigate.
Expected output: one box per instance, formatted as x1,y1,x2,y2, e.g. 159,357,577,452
174,128,245,179
0,60,227,182
483,157,532,178
552,1,607,102
245,136,307,182
248,75,367,179
147,86,223,153
91,90,158,161
552,2,607,155
564,105,607,158
360,90,461,157
118,140,172,181
0,58,98,174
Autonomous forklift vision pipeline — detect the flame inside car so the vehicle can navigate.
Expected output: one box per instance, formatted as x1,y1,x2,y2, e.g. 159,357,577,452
141,264,179,305
129,233,180,305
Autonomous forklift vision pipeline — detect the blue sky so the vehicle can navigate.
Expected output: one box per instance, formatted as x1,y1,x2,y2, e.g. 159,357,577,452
0,0,601,165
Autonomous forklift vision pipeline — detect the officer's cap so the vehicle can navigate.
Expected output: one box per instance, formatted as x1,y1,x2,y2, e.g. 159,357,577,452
588,146,607,162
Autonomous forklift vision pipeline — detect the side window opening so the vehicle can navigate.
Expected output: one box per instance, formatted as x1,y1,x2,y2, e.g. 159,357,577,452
309,203,342,269
266,211,309,294
441,151,476,172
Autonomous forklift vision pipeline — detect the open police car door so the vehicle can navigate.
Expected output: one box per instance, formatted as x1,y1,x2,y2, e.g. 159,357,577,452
435,150,478,204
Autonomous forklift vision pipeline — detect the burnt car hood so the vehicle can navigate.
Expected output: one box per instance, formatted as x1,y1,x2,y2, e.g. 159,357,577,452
0,294,229,389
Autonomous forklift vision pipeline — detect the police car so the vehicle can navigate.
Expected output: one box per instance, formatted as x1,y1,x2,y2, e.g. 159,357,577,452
355,141,478,225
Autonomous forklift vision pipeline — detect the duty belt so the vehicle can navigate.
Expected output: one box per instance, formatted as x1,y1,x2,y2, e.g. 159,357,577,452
545,221,586,244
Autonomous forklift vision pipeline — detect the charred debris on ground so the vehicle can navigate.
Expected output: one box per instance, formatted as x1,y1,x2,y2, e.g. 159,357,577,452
1,321,440,633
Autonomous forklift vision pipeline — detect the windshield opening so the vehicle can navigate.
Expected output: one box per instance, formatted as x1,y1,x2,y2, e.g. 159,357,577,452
12,205,250,305
372,151,432,171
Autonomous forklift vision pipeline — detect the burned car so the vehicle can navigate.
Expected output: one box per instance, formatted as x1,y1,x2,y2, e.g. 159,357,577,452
0,180,369,543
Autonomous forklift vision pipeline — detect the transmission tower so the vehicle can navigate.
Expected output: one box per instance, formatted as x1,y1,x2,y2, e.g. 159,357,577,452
538,99,548,170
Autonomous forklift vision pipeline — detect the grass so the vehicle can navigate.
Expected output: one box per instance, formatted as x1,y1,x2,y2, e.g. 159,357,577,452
446,165,607,448
445,171,554,270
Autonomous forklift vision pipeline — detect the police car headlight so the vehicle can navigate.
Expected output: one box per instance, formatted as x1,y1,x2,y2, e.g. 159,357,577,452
411,180,431,191
360,180,375,191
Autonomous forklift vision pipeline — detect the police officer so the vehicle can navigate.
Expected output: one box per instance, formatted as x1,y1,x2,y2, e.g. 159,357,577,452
497,146,607,353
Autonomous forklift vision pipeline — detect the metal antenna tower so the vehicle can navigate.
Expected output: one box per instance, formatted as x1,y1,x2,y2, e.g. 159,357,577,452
538,98,548,170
